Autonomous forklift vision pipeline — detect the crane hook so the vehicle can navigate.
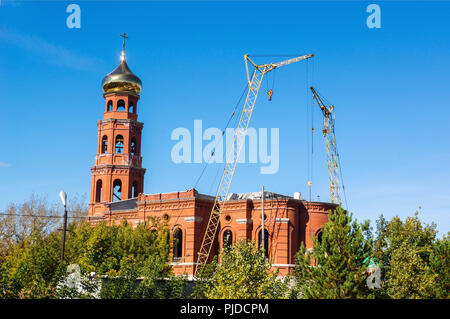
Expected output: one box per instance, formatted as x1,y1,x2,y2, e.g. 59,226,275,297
267,89,273,101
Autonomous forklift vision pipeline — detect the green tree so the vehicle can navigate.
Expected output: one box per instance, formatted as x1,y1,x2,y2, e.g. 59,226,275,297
0,193,88,264
374,213,437,276
203,240,288,299
191,255,218,299
0,194,60,263
63,218,171,276
386,241,436,298
99,256,139,299
135,255,187,299
294,207,373,299
0,231,62,298
428,234,450,298
0,204,176,299
374,213,447,298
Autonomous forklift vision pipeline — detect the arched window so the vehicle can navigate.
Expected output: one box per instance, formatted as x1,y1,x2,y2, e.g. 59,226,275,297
173,228,183,261
107,100,113,112
316,229,323,244
131,182,139,198
258,229,269,259
117,99,125,111
113,179,122,202
115,135,124,154
129,102,135,113
95,180,102,202
223,229,233,249
101,135,108,154
130,137,136,155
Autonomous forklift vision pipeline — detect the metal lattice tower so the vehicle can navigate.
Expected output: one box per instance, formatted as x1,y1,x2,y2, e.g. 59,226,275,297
194,53,313,278
310,86,342,205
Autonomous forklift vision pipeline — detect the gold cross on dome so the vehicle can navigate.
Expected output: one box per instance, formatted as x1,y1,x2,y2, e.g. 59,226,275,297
120,32,128,51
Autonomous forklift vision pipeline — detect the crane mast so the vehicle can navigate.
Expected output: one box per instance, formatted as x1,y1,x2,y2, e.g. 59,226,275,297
310,86,341,205
194,53,314,277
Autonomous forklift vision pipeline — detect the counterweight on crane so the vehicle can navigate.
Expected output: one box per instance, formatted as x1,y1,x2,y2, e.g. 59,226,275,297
194,53,314,278
310,86,342,205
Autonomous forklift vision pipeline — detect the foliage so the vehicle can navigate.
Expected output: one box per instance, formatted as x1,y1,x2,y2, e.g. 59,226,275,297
374,213,448,298
1,195,449,299
203,240,288,299
0,195,58,263
98,254,188,299
134,256,187,299
99,257,139,299
63,218,171,276
293,207,373,299
0,197,176,299
428,235,450,298
0,194,88,264
385,241,436,298
0,231,62,298
190,255,218,299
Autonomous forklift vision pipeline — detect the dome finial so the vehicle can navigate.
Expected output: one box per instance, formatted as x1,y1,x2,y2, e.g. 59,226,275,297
120,32,128,61
102,32,142,94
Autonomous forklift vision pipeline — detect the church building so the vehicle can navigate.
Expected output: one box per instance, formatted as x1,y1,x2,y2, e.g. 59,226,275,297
88,40,336,276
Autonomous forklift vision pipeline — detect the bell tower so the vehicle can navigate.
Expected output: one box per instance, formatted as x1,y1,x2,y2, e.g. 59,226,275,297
89,33,146,215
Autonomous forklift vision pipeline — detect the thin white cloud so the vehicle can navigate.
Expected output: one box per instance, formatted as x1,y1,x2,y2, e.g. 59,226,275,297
0,162,10,167
0,28,102,71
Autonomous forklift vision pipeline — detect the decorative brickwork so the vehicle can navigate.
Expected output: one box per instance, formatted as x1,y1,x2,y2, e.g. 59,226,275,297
89,51,336,277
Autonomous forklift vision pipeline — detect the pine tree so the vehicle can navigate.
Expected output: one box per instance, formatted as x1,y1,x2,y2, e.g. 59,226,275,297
294,207,373,299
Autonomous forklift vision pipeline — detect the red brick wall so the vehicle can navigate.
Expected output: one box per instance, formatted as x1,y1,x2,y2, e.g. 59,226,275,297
89,91,145,216
89,189,336,277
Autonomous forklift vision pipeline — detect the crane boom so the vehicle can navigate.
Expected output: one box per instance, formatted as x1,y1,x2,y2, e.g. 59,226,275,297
310,86,341,204
194,53,314,278
273,54,314,68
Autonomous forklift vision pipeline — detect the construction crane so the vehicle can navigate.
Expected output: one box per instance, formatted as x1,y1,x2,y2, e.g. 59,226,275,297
194,53,314,277
310,86,342,205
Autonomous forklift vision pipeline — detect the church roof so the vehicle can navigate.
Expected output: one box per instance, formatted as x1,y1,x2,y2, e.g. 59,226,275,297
102,58,142,94
226,191,292,201
106,198,138,211
102,38,142,95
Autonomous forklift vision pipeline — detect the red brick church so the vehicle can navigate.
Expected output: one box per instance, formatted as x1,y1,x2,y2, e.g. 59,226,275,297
88,43,336,276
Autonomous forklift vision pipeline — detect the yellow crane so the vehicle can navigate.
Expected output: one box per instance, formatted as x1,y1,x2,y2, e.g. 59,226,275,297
194,53,314,277
310,86,342,205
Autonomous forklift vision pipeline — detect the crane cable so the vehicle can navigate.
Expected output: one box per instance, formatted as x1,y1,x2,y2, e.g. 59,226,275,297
305,59,310,200
208,101,243,196
265,68,277,101
193,83,249,189
306,58,315,201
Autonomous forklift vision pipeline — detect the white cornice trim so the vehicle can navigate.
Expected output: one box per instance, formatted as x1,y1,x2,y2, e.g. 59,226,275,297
236,218,252,224
184,216,203,222
271,264,297,267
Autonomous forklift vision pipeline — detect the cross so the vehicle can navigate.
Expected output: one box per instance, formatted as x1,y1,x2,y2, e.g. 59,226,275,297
120,32,128,51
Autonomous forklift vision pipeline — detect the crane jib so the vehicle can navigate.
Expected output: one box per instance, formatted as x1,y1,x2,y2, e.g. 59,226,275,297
194,53,314,278
273,54,314,68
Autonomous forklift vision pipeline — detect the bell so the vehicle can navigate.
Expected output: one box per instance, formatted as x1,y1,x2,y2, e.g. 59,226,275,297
267,89,273,101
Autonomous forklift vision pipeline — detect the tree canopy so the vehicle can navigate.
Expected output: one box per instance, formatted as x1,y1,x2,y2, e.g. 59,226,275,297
293,207,373,298
0,196,448,299
201,240,288,299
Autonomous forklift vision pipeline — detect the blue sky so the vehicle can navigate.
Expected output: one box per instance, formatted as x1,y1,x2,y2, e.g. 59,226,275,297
0,1,449,235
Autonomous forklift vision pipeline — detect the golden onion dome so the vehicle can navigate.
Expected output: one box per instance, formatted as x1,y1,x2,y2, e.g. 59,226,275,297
102,52,142,94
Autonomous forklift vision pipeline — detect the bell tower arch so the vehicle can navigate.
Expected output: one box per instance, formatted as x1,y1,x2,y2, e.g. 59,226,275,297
89,34,146,215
